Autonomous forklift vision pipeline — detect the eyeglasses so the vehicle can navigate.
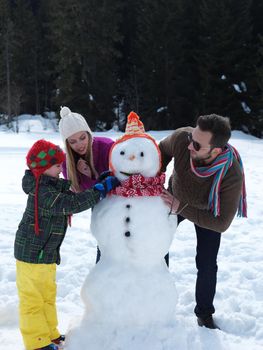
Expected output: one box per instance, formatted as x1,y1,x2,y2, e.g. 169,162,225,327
187,133,211,152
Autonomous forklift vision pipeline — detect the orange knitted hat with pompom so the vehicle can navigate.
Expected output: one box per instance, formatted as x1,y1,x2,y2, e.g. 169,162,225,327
109,111,161,173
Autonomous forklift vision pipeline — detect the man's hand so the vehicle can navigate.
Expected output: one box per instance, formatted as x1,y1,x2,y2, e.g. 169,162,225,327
77,158,92,177
161,189,180,214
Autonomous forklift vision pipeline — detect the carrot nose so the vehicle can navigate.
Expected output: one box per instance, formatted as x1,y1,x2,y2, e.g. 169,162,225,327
129,154,135,161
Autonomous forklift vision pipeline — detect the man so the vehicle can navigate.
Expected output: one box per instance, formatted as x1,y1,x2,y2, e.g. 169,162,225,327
159,114,247,329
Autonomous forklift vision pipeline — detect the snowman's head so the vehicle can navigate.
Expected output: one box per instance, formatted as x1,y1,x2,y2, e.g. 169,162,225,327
110,137,161,181
109,112,161,181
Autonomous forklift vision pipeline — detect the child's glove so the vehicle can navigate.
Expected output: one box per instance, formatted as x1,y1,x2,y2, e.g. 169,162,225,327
97,170,113,182
93,176,120,198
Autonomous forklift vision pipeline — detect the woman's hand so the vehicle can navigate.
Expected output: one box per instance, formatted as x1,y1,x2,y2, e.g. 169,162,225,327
77,158,92,177
161,189,180,214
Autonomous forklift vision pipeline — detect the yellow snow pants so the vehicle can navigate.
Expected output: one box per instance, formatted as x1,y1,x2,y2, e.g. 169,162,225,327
16,260,60,350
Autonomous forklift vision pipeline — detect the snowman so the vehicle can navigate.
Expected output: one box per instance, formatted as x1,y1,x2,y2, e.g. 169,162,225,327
66,112,179,350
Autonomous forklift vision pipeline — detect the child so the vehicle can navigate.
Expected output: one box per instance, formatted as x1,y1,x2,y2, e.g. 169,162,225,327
14,139,119,350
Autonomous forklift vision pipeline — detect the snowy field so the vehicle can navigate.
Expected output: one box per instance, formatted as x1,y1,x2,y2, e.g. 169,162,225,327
0,116,262,349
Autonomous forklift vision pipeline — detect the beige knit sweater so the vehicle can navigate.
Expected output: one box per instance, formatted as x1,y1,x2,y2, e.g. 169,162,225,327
159,127,243,233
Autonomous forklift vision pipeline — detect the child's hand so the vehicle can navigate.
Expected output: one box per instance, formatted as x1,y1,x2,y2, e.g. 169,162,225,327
97,170,113,182
93,176,120,198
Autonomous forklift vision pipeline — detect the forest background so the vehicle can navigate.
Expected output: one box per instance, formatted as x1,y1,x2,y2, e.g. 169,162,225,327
0,0,263,136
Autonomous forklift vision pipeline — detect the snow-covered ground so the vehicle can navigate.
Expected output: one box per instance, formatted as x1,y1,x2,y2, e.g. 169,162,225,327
0,115,262,349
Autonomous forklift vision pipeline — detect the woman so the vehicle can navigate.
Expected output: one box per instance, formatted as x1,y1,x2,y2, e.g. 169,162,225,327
59,106,114,263
59,106,114,192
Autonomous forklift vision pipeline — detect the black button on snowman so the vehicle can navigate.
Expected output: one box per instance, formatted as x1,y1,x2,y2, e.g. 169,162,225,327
125,210,131,236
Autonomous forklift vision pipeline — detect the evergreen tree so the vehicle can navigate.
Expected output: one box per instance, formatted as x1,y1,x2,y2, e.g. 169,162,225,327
0,0,261,135
32,0,57,114
197,0,257,131
47,0,123,128
116,0,139,124
123,0,200,130
251,0,263,137
125,0,177,129
0,0,14,125
166,0,200,127
11,0,39,114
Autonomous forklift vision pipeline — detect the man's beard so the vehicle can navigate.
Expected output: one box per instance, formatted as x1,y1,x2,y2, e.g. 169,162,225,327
192,151,213,166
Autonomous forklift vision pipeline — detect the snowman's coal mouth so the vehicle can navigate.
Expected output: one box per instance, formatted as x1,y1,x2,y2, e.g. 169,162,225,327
120,171,139,177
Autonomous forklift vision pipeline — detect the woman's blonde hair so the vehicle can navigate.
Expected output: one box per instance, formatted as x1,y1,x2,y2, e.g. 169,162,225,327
65,132,98,192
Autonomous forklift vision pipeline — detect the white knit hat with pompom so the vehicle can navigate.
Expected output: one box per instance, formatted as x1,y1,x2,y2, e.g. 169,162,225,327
59,106,92,142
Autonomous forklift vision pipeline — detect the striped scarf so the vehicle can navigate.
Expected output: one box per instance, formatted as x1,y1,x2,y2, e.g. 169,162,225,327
190,144,247,217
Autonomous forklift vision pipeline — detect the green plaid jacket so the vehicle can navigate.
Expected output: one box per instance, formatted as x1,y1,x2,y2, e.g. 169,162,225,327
14,170,100,264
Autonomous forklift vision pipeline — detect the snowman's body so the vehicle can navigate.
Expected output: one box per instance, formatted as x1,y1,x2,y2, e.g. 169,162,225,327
66,118,178,349
81,194,177,326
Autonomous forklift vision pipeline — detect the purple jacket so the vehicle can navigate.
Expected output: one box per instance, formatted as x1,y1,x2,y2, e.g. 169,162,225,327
62,136,114,190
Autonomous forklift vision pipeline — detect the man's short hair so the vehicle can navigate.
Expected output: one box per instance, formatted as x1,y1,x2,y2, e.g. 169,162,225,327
197,114,231,149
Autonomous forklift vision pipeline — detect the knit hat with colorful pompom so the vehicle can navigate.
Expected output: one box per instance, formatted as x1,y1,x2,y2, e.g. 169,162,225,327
26,139,66,234
109,111,161,173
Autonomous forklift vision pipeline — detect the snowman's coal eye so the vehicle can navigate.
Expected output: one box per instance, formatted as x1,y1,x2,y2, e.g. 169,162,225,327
120,151,125,155
140,152,144,157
